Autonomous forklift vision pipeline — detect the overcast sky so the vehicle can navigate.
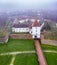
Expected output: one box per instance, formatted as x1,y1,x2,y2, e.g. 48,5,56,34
0,0,55,3
0,0,57,11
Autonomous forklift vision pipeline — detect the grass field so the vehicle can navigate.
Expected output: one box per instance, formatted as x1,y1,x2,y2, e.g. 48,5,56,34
44,31,57,41
0,39,35,53
0,55,12,65
41,44,57,51
0,39,57,65
0,54,38,65
14,54,38,65
42,44,57,65
11,32,29,34
0,39,37,65
0,39,57,54
0,53,57,65
44,53,57,65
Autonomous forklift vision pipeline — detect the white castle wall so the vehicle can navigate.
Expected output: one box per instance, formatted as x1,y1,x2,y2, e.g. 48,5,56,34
12,27,29,32
32,27,41,38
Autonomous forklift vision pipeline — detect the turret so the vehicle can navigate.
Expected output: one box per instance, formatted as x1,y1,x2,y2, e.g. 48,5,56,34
31,20,41,39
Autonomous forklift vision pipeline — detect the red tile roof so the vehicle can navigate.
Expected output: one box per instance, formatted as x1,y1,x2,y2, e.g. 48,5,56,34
29,26,32,29
32,20,40,27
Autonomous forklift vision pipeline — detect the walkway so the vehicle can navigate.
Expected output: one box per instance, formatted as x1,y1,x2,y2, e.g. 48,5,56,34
43,50,57,53
0,51,35,56
34,40,47,65
0,50,57,56
10,55,16,65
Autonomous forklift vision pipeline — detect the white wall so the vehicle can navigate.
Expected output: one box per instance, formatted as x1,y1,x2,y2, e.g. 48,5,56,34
32,27,41,38
29,29,32,34
12,27,29,32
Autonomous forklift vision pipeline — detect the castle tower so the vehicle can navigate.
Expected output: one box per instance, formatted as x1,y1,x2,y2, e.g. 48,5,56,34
32,20,41,39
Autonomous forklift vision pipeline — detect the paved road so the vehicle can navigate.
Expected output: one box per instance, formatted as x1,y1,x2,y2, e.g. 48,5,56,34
34,40,47,65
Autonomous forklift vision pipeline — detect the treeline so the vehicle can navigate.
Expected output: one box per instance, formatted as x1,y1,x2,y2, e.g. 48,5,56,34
42,21,56,31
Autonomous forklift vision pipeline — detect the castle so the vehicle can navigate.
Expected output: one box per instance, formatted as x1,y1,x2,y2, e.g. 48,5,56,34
12,20,44,39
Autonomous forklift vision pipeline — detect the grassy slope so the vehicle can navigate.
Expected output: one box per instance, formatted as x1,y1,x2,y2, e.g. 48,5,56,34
14,54,38,65
41,44,57,51
0,55,12,65
44,53,57,65
0,39,35,53
44,31,57,41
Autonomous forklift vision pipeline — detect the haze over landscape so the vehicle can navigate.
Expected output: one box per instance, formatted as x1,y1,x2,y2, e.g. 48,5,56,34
0,0,57,26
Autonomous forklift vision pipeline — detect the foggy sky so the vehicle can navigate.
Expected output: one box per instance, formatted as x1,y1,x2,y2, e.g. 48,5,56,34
0,0,57,11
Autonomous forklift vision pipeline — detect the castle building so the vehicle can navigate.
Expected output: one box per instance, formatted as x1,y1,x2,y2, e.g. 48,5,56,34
12,19,43,39
12,23,29,32
31,20,41,39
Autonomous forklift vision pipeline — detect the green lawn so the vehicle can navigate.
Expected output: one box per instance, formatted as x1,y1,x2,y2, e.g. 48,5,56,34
11,32,29,34
44,53,57,65
0,55,12,65
14,54,38,65
0,39,35,53
41,44,57,51
0,39,57,65
42,44,57,65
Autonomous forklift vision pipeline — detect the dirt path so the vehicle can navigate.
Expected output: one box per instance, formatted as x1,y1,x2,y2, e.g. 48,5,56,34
34,40,47,65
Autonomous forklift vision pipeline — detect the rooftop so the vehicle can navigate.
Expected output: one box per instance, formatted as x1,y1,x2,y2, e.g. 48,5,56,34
32,20,40,27
13,23,29,28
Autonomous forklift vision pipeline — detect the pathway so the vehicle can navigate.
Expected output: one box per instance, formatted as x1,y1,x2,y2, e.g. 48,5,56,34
0,50,57,56
43,50,57,53
0,51,35,56
34,40,47,65
10,55,16,65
